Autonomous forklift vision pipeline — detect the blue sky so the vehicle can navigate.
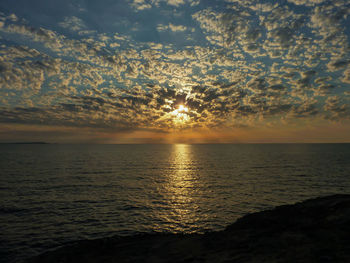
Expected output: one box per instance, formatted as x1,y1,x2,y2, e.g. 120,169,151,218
0,0,349,143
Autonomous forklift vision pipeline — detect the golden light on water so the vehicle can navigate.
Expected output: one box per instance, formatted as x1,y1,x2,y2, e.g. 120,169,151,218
163,144,199,230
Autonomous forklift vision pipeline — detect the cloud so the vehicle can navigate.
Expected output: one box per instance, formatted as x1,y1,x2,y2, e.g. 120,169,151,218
0,2,349,140
287,0,325,6
290,100,319,118
324,96,348,120
314,84,337,96
342,68,350,84
327,59,350,71
7,13,18,22
131,0,152,10
192,8,251,47
166,0,185,7
310,4,349,51
157,23,187,32
190,0,200,7
58,16,87,32
248,3,277,12
169,23,187,32
131,0,188,10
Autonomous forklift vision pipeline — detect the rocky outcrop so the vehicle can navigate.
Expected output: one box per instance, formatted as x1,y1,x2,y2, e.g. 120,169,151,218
28,194,350,263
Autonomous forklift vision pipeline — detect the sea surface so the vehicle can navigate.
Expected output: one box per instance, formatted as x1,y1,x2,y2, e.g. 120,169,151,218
1,143,350,262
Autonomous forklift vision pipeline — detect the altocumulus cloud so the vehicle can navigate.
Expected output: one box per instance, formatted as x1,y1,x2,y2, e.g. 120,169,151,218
0,0,349,142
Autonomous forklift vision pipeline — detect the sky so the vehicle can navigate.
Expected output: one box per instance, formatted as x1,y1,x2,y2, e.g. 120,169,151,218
0,0,349,143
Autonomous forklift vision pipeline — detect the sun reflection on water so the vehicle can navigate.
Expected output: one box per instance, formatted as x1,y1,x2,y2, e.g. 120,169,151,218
162,144,200,232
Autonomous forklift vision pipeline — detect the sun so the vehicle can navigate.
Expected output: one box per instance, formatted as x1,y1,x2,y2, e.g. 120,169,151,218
171,104,190,124
178,104,188,113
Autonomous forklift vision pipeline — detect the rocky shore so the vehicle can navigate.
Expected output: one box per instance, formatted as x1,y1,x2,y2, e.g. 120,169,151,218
28,194,350,263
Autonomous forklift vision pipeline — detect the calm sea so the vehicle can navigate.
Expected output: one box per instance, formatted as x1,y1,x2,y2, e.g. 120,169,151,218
1,144,350,262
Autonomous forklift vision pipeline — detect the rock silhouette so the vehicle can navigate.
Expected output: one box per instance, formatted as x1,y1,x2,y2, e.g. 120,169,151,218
28,194,350,263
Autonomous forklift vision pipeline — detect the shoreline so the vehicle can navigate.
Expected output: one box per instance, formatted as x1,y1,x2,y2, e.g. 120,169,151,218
28,194,350,263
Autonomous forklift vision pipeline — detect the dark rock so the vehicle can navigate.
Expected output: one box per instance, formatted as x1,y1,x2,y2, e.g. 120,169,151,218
28,194,350,263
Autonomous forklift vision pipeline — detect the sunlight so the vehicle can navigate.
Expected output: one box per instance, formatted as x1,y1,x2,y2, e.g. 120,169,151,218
178,105,188,112
171,105,190,124
163,144,199,230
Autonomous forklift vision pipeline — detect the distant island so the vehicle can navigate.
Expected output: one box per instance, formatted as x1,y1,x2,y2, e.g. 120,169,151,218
0,142,50,144
28,194,350,263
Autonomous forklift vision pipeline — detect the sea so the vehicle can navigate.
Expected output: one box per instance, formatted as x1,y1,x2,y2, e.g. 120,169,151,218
1,143,350,263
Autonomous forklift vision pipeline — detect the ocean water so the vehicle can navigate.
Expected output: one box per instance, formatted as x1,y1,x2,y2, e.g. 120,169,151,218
1,143,350,262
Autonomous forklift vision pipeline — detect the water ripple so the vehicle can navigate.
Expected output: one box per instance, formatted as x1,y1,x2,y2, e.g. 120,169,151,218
0,144,350,263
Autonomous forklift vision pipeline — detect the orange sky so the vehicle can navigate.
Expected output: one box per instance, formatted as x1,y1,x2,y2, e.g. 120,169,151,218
1,121,349,144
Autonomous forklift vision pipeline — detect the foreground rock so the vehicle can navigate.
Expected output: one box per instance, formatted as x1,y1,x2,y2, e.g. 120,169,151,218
28,194,350,263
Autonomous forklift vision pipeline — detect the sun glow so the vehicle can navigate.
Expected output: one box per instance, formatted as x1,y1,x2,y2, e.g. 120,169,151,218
178,105,188,112
171,104,190,124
